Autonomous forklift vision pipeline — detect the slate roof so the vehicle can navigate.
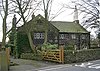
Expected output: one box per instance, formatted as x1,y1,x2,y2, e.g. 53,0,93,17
51,21,89,33
17,14,89,34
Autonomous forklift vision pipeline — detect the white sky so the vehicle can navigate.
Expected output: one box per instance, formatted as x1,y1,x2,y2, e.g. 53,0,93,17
52,0,74,21
0,0,74,42
0,0,96,42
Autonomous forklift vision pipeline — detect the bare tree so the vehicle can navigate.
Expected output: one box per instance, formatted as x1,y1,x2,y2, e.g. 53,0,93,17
1,0,8,50
64,0,100,34
11,0,41,53
0,0,11,71
42,0,51,43
42,0,65,43
0,0,22,49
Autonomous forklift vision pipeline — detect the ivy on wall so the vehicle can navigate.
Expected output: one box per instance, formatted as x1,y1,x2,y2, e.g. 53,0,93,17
17,32,33,55
9,32,33,57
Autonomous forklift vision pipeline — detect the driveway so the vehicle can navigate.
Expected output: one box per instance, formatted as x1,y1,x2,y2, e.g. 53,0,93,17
9,58,60,71
37,60,100,71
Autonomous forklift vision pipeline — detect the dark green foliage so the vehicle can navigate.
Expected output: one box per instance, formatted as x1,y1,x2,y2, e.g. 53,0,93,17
97,33,100,39
41,43,58,50
9,32,14,45
90,39,99,49
9,32,15,56
64,50,76,63
97,33,100,47
64,49,100,63
64,45,75,50
20,43,58,61
20,51,42,61
17,32,32,57
64,40,75,50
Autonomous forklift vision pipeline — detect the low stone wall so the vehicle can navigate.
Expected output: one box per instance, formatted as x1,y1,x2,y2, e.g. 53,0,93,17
64,49,100,63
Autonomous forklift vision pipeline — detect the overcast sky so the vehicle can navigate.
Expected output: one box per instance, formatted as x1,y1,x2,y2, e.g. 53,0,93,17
0,0,75,42
0,0,96,42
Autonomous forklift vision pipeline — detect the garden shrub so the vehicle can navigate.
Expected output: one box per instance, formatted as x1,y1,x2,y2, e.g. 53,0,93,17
64,49,100,63
64,40,75,50
20,50,43,61
41,43,58,50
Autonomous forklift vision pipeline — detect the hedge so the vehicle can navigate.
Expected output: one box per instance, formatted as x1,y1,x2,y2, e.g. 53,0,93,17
64,49,100,63
20,49,100,64
20,52,42,61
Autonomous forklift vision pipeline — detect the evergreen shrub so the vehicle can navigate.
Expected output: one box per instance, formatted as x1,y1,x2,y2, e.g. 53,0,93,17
64,49,100,63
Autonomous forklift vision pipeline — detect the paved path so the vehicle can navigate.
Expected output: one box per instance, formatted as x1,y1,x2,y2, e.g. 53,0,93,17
9,58,59,71
37,60,100,71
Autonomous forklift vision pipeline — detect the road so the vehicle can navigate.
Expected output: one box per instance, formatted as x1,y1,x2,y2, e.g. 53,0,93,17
37,60,100,71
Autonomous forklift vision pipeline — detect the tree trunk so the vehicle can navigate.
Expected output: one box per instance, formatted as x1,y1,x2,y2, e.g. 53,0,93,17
44,30,48,44
2,18,6,51
1,0,8,70
44,10,48,44
27,32,36,53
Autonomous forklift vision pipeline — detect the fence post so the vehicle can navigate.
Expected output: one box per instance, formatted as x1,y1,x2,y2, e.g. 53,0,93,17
1,51,8,71
6,48,10,66
61,45,64,63
59,45,64,63
59,47,62,63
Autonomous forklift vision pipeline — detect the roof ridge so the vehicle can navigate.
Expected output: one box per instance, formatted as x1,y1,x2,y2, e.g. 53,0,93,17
51,21,74,23
51,21,88,33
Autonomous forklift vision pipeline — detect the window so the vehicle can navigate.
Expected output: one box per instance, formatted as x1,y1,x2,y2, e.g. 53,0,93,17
37,20,42,25
81,34,85,39
40,33,44,39
72,34,76,39
34,33,44,39
59,34,65,39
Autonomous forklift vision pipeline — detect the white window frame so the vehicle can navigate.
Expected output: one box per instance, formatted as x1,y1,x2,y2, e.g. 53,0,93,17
60,34,65,39
34,33,44,39
72,34,76,39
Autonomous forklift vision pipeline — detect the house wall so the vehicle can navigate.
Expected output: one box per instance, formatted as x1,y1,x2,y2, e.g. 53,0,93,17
32,30,59,45
59,33,90,50
32,32,90,50
17,14,90,50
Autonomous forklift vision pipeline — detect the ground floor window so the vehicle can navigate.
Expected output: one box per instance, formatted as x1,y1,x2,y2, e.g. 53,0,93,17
34,32,44,39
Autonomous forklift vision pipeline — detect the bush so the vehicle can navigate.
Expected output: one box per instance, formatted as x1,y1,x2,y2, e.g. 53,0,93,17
64,50,76,63
64,40,75,50
20,51,43,61
41,43,58,50
64,49,100,63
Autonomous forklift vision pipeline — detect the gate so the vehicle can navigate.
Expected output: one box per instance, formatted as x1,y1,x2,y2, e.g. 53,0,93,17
42,46,64,63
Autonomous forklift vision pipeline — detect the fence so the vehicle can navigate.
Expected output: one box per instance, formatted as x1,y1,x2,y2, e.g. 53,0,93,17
42,46,64,63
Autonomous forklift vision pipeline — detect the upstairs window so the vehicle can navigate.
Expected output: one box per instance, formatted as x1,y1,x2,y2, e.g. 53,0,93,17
37,20,42,25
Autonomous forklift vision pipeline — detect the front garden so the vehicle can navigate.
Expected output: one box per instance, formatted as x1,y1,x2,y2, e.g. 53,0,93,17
19,43,100,64
64,49,100,63
10,33,100,64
